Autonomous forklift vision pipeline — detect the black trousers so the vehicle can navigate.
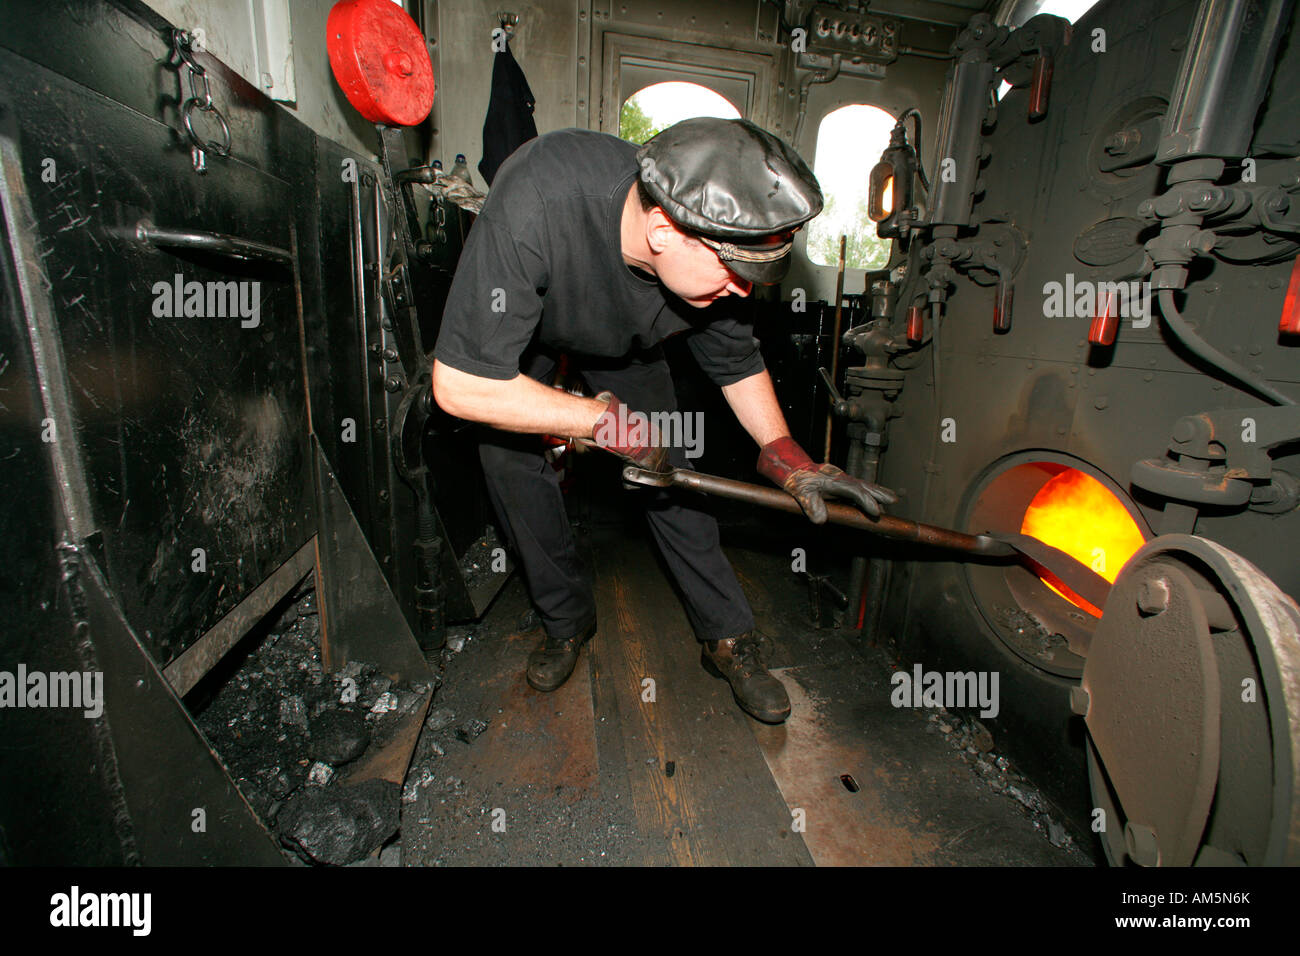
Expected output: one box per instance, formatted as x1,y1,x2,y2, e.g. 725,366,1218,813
477,345,756,644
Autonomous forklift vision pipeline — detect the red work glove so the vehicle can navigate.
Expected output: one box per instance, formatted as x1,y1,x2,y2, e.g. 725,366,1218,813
586,392,670,473
757,436,897,524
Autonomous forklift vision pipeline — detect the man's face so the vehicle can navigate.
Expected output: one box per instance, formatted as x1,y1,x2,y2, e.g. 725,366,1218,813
647,211,753,308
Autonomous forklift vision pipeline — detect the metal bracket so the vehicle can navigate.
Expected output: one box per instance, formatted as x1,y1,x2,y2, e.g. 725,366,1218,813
1132,406,1300,511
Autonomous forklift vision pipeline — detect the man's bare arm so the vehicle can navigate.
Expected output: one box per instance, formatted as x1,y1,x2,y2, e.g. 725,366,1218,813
431,359,608,436
720,369,792,447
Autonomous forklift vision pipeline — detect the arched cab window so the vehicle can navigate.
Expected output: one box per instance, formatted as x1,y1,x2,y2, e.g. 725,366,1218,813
619,82,741,145
998,0,1103,27
805,104,895,271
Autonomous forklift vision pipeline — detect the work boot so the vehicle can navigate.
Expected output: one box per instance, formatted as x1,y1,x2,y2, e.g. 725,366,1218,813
526,620,596,692
701,631,791,724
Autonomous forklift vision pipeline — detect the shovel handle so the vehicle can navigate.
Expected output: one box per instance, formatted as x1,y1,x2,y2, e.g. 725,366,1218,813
622,466,1013,558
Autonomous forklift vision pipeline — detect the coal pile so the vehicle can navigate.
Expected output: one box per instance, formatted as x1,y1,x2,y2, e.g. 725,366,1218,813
277,778,401,866
189,572,431,865
397,623,484,807
459,525,507,593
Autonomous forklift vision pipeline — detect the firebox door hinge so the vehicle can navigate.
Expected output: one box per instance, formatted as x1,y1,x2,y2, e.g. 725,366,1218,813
1131,406,1300,513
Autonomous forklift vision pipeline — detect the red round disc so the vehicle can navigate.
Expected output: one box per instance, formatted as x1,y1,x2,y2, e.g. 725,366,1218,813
327,0,435,127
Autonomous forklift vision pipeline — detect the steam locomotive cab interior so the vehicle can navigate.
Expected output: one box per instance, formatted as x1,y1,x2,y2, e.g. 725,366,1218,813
1,0,1298,870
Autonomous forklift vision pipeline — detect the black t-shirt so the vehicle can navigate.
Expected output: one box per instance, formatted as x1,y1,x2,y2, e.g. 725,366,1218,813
433,128,766,386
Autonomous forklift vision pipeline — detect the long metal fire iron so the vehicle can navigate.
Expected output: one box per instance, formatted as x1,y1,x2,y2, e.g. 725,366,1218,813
621,464,1113,614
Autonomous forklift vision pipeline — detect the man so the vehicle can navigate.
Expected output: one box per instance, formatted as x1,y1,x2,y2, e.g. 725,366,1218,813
431,117,896,724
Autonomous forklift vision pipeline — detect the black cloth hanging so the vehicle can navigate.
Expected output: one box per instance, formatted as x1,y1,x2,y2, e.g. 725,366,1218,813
478,39,538,187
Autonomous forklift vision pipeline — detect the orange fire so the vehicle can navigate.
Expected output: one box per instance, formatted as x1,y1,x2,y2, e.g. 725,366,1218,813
1020,468,1145,616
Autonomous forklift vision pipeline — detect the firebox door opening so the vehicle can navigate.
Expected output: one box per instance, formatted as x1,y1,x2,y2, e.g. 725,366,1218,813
962,453,1153,678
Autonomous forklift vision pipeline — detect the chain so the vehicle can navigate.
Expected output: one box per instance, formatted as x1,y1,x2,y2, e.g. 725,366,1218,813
168,28,231,174
433,196,447,243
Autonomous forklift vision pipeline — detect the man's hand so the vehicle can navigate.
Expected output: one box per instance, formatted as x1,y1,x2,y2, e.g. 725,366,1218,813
584,392,671,472
757,436,897,524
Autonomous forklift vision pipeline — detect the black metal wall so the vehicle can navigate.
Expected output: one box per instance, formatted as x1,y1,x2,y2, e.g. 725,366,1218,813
0,0,481,862
874,0,1299,831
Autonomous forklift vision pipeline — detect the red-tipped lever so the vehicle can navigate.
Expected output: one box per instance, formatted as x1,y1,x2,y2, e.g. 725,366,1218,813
1281,255,1300,336
1090,289,1120,346
1028,53,1053,122
993,279,1014,333
906,304,925,345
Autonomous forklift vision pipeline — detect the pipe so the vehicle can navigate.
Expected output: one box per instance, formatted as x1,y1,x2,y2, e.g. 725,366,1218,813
928,55,995,227
853,435,890,639
843,432,871,627
861,540,890,636
899,45,956,61
1158,0,1293,163
822,235,847,460
1157,290,1295,406
794,54,842,146
897,107,930,193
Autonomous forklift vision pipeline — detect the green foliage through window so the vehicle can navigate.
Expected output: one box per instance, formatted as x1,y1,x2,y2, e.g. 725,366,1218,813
805,193,892,271
620,99,665,145
618,82,740,145
806,104,896,272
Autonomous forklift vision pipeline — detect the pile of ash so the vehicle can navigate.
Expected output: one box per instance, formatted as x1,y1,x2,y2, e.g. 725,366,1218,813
924,707,1075,850
189,572,433,865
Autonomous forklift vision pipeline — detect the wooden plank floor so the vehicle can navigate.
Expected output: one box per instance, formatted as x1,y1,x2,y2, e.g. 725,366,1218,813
402,519,1094,867
585,542,812,865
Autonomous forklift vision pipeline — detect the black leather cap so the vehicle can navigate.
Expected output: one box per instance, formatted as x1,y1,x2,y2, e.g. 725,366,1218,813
636,118,823,284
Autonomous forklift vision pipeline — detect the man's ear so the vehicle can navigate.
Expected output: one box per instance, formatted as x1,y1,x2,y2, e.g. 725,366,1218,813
645,207,680,254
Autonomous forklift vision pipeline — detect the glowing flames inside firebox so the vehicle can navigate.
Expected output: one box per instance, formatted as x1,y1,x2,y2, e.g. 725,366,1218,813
1019,468,1146,616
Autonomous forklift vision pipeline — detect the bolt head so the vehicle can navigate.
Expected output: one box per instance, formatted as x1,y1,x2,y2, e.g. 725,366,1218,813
1137,576,1171,615
1069,685,1090,716
1124,822,1160,865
